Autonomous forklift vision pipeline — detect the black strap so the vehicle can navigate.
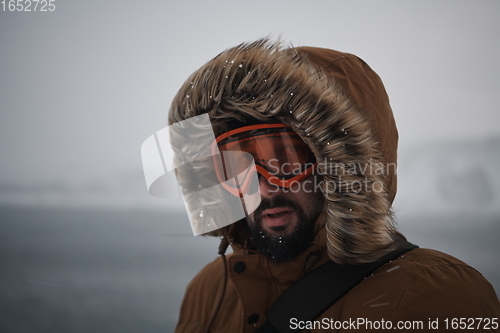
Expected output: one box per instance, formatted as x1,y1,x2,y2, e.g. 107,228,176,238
256,238,418,333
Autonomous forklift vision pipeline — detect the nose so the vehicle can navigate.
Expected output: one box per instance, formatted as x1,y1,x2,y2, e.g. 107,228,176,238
258,174,281,198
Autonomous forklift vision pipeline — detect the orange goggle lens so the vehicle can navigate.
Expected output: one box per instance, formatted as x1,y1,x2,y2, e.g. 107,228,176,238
212,123,317,197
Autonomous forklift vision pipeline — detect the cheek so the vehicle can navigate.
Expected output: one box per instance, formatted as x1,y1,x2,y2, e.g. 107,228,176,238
300,175,322,194
301,180,314,193
296,176,324,213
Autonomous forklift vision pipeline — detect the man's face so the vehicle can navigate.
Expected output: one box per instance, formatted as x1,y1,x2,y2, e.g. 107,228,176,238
214,122,325,262
244,174,324,263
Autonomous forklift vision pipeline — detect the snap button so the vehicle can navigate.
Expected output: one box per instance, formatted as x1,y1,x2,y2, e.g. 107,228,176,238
233,261,246,273
247,314,259,324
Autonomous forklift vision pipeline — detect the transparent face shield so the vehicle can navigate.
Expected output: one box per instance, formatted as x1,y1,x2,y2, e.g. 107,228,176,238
141,114,261,235
141,114,316,236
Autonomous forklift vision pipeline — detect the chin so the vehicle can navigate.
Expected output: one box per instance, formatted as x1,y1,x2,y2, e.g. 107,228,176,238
266,224,294,236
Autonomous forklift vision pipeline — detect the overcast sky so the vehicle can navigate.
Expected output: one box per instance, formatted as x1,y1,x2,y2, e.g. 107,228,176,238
1,0,499,194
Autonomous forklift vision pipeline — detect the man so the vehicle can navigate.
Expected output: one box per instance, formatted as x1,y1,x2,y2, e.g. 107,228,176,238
165,40,499,332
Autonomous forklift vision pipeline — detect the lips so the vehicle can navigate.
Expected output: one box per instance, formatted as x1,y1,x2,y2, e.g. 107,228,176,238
260,207,294,228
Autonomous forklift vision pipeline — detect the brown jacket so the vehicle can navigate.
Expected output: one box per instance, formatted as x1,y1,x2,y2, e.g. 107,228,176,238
170,40,500,332
176,228,499,332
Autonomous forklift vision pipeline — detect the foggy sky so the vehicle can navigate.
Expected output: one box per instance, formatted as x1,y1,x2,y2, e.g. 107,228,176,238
0,0,499,199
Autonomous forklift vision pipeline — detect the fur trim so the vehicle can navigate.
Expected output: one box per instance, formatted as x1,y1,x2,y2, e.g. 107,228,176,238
169,39,398,264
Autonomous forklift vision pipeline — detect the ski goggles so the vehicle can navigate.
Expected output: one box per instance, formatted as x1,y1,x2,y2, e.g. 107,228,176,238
212,123,317,197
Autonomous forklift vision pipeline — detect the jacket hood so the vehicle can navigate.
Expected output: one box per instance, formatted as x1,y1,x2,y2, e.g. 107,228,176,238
168,39,399,264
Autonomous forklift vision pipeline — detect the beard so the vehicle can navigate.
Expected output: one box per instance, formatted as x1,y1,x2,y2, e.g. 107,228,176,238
243,195,321,264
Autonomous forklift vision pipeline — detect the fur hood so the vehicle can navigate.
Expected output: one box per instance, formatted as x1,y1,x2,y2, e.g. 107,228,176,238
168,39,399,264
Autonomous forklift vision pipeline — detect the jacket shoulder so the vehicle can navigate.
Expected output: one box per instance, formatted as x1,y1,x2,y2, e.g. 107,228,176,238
184,255,226,294
318,248,500,325
402,247,476,268
393,248,500,318
175,255,234,333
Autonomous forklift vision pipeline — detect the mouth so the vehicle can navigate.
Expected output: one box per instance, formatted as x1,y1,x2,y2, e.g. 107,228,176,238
260,207,294,229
